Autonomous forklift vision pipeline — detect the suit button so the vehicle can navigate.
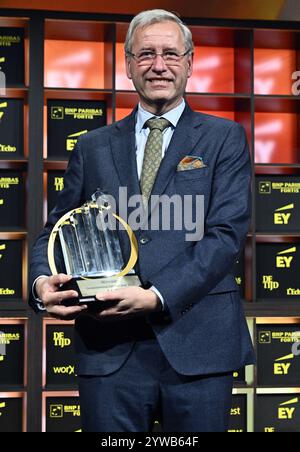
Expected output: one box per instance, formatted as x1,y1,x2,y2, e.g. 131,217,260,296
140,237,150,245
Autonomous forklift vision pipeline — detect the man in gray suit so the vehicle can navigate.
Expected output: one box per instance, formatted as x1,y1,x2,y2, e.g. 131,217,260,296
30,9,255,431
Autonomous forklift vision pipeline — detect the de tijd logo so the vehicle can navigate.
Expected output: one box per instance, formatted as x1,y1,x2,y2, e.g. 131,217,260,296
278,397,299,420
276,246,296,268
274,204,294,225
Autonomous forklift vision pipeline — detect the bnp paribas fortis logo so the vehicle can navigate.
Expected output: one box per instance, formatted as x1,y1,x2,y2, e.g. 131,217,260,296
0,101,7,121
50,404,80,418
259,181,272,194
50,404,63,418
51,106,64,120
66,130,88,152
276,246,296,268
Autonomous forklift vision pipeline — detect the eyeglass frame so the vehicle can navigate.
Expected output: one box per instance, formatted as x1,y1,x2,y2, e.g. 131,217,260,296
126,49,192,65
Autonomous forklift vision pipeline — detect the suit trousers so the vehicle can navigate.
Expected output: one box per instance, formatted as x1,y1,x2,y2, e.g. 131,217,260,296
78,328,234,432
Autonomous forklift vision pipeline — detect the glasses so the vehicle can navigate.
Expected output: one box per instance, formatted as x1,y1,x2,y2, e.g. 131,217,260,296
127,49,191,65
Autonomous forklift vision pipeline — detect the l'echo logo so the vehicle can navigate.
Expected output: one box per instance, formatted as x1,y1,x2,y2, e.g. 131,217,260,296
66,130,88,151
0,101,7,120
274,204,294,225
276,247,296,268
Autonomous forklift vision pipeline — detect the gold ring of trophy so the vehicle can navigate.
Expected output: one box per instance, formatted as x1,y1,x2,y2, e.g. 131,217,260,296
47,192,141,308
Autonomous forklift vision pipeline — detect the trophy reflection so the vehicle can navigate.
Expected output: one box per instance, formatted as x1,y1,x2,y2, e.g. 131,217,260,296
48,190,141,307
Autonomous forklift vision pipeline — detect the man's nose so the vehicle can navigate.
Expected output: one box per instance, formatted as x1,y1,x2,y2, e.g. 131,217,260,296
151,54,167,72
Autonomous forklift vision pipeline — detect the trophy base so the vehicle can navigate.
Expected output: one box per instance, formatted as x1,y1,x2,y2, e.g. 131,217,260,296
60,274,142,310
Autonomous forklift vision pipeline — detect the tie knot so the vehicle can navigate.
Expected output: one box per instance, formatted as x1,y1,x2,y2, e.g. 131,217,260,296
145,117,170,132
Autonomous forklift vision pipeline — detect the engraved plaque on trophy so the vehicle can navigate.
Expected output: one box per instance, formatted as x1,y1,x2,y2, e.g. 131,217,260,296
48,190,141,308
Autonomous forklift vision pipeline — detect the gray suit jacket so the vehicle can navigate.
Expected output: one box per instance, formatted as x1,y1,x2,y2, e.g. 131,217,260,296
30,104,255,376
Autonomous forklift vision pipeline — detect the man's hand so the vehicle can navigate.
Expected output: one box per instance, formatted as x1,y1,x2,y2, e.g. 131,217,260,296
35,274,87,320
95,286,162,320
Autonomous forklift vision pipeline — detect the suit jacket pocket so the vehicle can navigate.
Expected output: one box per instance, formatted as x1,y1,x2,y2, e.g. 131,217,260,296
175,167,208,181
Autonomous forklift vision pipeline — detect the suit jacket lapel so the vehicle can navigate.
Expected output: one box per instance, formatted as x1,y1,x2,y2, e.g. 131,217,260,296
146,104,203,219
109,108,141,207
109,104,203,222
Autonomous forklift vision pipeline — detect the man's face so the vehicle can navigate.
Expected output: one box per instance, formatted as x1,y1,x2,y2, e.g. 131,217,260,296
126,21,193,114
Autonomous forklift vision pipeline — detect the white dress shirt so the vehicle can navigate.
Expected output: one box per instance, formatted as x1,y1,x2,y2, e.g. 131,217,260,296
135,99,186,179
135,99,186,308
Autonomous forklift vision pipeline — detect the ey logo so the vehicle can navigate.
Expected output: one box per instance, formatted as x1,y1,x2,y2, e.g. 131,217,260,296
274,204,294,225
66,130,88,151
0,401,6,414
0,244,6,260
276,247,296,268
274,353,294,375
278,397,298,420
0,102,7,121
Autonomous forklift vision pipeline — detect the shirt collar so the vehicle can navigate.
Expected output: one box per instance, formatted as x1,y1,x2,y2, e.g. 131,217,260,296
136,99,186,133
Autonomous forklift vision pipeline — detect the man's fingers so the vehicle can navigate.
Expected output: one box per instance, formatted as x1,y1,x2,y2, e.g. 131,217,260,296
96,289,127,301
98,300,130,317
50,273,73,287
48,304,88,319
43,290,78,306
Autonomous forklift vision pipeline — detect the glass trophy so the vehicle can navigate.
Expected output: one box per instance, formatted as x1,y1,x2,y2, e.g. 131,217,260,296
47,190,141,308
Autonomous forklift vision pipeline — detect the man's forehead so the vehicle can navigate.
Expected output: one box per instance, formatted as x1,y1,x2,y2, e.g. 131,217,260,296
134,22,183,40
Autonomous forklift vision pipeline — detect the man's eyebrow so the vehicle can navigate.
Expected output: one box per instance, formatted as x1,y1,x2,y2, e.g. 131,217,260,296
135,46,181,53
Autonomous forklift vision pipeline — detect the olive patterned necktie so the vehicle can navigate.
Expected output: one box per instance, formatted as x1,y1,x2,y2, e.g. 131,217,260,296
140,117,171,205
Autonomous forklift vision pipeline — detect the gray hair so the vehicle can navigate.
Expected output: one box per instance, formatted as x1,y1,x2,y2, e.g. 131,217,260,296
125,9,194,55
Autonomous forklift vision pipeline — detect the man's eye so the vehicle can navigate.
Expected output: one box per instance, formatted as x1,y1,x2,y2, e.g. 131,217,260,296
165,51,178,57
138,52,154,58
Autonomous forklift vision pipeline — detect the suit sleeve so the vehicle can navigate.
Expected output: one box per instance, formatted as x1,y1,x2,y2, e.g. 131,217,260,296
29,139,85,307
149,122,252,322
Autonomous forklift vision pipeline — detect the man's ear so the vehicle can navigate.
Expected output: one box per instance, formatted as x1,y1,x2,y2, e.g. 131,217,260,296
187,53,193,78
125,56,132,80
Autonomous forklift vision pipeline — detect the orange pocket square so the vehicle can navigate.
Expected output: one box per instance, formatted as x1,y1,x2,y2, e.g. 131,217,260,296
177,156,207,172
